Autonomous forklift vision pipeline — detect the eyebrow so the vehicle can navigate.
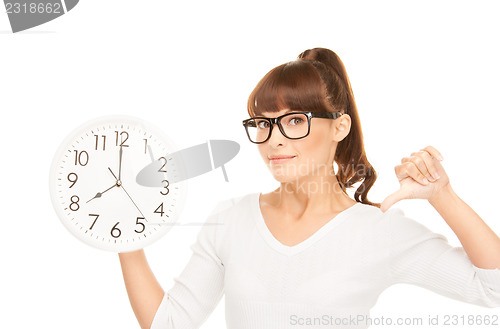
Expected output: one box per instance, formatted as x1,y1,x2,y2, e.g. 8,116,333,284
257,110,294,118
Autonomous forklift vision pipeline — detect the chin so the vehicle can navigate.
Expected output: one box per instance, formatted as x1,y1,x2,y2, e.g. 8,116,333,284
268,166,301,184
266,159,307,180
271,174,298,184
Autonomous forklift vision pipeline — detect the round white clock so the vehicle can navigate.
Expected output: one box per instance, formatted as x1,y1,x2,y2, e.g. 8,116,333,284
49,115,188,253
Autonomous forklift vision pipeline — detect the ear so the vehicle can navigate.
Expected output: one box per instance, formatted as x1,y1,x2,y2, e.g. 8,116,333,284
332,114,351,142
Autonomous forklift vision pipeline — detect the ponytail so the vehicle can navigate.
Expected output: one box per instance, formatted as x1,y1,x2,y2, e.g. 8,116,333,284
298,48,381,208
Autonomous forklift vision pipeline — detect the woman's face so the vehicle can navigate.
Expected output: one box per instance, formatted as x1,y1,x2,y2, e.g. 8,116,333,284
257,108,350,184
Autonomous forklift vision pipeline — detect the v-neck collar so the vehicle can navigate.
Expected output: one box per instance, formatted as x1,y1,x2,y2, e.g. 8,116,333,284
253,192,361,256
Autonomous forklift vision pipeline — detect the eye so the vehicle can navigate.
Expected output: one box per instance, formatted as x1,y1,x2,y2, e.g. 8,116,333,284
286,116,305,126
246,120,257,128
256,119,270,129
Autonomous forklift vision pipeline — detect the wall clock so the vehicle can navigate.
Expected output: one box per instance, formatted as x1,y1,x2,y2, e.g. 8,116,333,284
49,115,188,252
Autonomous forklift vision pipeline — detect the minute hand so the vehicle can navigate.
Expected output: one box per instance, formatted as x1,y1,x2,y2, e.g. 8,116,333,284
118,145,123,182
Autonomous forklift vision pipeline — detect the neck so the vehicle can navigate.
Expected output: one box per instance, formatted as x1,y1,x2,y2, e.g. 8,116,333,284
268,170,355,220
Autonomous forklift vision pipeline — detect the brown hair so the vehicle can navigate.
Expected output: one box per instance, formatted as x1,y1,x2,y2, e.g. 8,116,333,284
247,47,380,208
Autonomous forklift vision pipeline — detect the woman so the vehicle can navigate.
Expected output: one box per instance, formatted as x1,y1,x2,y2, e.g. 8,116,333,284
119,48,500,329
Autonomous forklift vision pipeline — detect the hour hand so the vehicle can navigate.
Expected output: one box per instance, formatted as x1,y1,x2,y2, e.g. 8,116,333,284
86,183,117,203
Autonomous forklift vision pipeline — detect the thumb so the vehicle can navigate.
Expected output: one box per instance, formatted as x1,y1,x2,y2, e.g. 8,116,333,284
380,188,406,213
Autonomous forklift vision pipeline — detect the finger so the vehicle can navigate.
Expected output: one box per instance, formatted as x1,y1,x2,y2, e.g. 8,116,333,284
422,145,444,161
406,154,432,181
394,162,410,181
410,150,440,181
380,188,407,212
398,161,430,185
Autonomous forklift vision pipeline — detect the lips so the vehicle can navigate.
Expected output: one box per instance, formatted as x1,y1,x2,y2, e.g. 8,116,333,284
268,155,296,160
268,155,296,164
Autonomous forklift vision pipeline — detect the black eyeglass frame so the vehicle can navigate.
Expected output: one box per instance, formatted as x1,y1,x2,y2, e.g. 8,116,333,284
242,111,343,144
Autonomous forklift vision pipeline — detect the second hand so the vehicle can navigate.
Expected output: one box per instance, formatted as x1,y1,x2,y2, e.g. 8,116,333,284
108,167,146,219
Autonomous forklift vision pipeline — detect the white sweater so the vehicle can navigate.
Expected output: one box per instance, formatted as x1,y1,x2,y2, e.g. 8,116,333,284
151,192,500,329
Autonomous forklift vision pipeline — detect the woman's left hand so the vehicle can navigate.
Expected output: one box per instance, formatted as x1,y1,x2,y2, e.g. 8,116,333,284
380,145,450,212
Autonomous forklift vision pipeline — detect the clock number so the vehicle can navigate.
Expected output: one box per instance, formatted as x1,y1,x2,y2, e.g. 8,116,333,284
111,222,121,238
160,179,170,195
115,131,129,147
69,195,80,211
158,157,167,173
154,203,164,216
144,139,148,154
74,150,89,166
94,135,106,151
67,172,78,188
135,217,146,233
89,214,99,230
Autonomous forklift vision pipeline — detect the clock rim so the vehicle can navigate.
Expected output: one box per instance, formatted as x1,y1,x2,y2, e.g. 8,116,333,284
48,114,189,253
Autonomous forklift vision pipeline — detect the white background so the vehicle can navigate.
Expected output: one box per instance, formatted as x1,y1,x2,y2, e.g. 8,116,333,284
1,1,499,328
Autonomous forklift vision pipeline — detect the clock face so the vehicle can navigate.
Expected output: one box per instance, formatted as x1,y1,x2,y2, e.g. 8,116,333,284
49,115,188,252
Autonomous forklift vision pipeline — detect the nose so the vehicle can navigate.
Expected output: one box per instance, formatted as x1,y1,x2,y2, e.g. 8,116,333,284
267,122,287,147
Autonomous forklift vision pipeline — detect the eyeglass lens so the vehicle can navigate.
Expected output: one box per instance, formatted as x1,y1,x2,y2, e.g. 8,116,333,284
245,113,309,143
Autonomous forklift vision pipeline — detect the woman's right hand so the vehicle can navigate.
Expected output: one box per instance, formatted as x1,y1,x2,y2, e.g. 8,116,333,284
118,249,164,329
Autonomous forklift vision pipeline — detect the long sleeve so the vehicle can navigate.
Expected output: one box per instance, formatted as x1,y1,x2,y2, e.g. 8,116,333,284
150,210,226,329
387,208,500,308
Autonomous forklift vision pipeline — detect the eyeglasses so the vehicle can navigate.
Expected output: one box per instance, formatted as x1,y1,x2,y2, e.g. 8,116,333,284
242,111,342,144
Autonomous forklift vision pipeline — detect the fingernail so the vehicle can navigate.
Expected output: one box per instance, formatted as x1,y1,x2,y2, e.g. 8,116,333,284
422,178,429,185
433,172,440,179
437,155,443,161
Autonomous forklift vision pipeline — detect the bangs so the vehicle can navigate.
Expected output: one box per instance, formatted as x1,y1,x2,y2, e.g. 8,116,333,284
247,60,333,117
